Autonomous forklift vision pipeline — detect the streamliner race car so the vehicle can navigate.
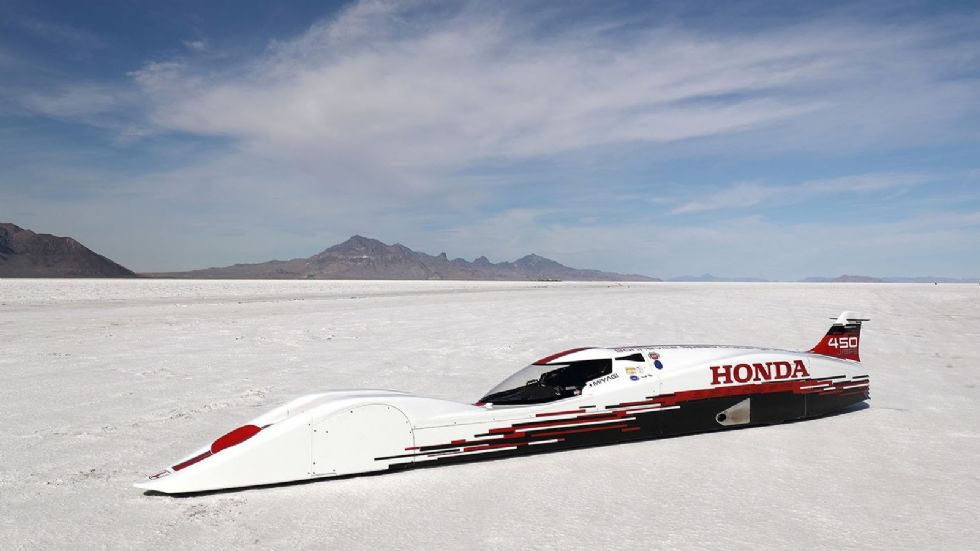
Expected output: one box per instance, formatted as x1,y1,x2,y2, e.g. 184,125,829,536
136,312,870,494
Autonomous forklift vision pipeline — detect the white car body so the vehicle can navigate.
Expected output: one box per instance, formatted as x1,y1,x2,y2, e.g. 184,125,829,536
136,312,870,494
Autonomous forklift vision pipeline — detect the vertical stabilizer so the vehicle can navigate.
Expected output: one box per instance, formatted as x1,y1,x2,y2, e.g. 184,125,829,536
810,311,868,362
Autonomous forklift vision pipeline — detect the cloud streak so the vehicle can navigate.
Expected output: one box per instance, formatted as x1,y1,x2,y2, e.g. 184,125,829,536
14,16,105,49
669,173,932,214
128,2,979,183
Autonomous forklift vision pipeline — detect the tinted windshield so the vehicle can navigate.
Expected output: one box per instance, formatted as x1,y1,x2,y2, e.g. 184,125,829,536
480,359,612,405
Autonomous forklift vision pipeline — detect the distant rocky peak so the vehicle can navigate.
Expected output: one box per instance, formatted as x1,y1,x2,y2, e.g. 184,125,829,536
338,234,385,249
318,235,389,256
515,253,561,268
0,222,135,277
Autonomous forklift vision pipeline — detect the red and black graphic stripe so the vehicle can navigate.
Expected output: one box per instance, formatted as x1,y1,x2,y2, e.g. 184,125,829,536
378,376,869,466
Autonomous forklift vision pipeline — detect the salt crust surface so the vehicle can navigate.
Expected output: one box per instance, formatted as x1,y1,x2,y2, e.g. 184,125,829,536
1,279,978,550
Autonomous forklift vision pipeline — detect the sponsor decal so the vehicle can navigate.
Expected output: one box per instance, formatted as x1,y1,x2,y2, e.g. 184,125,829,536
625,367,637,375
630,375,640,381
148,470,171,480
587,373,619,387
654,360,664,369
709,360,809,385
648,352,660,360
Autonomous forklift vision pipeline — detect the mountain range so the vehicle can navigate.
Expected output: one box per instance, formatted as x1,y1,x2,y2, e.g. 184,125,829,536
2,222,976,283
150,235,658,281
801,274,884,283
0,223,135,278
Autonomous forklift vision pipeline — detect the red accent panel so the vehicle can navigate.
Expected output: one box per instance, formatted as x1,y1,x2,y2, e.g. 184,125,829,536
210,424,262,454
489,427,517,434
533,347,592,365
622,427,642,432
172,451,212,471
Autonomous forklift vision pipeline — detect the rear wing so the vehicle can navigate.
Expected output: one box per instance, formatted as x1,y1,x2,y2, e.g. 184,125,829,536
810,311,869,362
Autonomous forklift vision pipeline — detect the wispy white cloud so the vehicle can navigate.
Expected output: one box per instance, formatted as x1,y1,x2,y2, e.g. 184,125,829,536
669,172,931,214
21,83,135,119
14,83,151,144
182,39,208,52
133,7,829,168
15,16,104,49
113,1,979,204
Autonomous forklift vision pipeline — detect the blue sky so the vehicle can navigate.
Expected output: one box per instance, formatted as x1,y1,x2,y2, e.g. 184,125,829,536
2,0,979,279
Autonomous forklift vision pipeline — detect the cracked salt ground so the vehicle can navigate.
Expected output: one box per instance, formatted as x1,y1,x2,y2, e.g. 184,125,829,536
0,280,978,550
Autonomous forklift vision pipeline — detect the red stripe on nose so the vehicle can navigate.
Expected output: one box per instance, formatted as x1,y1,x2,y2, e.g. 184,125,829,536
210,424,262,454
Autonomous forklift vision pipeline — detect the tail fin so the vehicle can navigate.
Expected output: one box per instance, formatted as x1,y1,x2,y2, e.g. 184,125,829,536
810,311,869,362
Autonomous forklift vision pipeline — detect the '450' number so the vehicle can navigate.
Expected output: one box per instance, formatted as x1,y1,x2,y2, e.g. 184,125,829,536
827,337,858,349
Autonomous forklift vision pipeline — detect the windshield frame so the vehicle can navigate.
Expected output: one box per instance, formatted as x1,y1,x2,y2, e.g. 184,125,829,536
480,358,613,405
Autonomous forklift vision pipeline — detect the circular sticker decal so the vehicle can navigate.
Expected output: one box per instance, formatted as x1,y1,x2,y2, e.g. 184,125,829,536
648,352,660,360
654,360,664,369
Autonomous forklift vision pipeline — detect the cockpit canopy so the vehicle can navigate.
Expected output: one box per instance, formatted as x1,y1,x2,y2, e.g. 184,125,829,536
479,358,613,405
